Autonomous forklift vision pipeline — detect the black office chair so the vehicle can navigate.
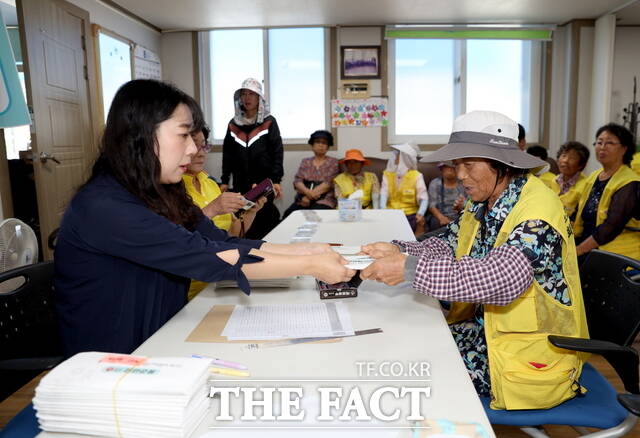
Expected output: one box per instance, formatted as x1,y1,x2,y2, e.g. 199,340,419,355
0,261,63,401
483,249,640,437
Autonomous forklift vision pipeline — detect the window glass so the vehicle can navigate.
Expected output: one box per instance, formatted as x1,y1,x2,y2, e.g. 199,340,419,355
98,32,131,121
466,40,531,131
210,29,263,140
394,39,454,136
3,72,30,159
269,28,325,139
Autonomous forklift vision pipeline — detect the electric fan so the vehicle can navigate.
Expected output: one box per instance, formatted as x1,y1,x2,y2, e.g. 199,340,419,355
0,218,39,273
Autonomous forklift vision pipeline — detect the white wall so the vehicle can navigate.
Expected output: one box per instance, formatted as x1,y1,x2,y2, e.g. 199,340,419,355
576,25,596,174
611,26,640,126
161,32,195,97
67,0,161,52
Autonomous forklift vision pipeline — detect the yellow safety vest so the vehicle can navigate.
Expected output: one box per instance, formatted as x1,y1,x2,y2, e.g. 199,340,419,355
182,172,233,231
182,172,233,300
334,172,377,208
548,173,588,218
573,166,640,260
537,171,556,189
631,152,640,176
383,170,421,215
447,175,588,410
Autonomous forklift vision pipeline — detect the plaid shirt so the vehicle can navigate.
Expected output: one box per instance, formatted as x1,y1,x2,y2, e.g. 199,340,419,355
393,176,567,306
398,237,532,305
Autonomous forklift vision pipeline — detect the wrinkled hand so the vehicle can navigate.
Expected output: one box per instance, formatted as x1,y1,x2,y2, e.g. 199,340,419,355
273,183,283,199
438,216,452,226
360,241,401,259
244,196,267,220
310,251,356,284
453,195,466,212
416,214,425,226
203,192,248,217
304,190,316,201
300,196,311,207
360,253,408,286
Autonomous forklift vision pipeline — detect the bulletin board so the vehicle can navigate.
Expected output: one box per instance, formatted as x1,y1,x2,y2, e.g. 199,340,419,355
331,98,389,127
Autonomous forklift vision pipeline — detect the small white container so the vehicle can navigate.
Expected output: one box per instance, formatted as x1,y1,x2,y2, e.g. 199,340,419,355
338,199,362,222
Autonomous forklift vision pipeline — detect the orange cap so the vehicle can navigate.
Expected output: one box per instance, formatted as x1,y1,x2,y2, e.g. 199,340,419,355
339,149,370,165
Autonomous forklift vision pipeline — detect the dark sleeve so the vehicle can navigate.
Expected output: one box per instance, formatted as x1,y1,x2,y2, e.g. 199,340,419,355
221,124,233,185
76,195,263,293
593,181,640,245
268,117,284,184
194,212,264,249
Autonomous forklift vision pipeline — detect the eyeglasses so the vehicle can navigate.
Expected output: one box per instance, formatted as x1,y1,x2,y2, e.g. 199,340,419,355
197,143,213,153
593,141,621,148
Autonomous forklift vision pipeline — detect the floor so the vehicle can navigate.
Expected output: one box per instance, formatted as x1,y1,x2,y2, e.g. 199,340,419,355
1,354,638,436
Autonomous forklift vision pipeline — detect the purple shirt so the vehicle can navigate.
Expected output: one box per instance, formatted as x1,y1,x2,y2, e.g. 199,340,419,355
293,156,340,208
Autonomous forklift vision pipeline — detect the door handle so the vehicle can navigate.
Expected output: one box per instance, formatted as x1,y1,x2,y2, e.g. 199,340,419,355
39,152,61,164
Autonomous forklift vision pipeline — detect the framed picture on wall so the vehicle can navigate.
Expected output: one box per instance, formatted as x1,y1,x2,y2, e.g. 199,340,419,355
341,46,381,79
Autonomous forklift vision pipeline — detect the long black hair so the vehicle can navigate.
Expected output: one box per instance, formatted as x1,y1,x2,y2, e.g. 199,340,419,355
88,79,203,230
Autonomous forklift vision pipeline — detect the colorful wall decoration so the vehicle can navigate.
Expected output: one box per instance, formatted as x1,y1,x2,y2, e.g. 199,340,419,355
331,98,389,127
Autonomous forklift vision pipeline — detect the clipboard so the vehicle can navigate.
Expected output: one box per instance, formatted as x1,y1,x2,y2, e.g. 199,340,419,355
185,305,342,344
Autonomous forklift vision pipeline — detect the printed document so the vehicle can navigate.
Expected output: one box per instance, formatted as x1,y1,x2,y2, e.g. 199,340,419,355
222,302,355,340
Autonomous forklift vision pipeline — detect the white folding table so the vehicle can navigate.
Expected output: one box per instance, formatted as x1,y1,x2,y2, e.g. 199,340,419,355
37,209,495,438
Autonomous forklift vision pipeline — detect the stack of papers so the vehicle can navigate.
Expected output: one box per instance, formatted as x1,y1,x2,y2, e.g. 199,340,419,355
33,352,211,438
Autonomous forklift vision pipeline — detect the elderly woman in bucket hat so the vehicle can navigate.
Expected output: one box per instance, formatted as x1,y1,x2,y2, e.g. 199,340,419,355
334,149,380,209
220,78,283,239
360,111,588,411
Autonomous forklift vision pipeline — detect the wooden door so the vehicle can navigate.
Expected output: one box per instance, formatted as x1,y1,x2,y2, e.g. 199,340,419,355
17,0,97,259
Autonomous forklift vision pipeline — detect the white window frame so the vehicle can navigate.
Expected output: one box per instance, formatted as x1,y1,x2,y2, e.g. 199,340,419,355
199,27,330,145
388,39,542,145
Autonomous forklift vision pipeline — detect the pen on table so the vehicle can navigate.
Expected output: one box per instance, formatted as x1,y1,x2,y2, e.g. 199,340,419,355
191,354,248,370
209,367,250,377
328,243,343,246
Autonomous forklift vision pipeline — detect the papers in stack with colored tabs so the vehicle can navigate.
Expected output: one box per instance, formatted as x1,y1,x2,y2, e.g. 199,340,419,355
33,352,211,438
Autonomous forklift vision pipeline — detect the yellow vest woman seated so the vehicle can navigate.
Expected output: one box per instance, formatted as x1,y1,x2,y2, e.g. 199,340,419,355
380,143,429,232
574,123,640,261
183,127,262,300
334,149,380,209
547,141,591,217
359,111,588,411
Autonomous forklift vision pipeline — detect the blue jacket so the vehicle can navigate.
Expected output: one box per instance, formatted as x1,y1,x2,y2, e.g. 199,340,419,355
54,174,263,356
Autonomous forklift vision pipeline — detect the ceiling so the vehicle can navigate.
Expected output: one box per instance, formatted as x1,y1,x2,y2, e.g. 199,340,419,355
109,0,640,31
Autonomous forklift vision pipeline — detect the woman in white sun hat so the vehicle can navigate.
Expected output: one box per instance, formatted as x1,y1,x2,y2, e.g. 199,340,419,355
380,142,429,232
361,110,588,411
220,78,283,239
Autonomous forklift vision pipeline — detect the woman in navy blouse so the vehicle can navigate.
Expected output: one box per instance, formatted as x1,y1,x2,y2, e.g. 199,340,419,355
54,80,354,357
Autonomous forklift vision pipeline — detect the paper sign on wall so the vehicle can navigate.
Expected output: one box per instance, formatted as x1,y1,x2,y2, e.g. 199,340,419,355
331,98,389,127
134,44,161,80
0,10,30,128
